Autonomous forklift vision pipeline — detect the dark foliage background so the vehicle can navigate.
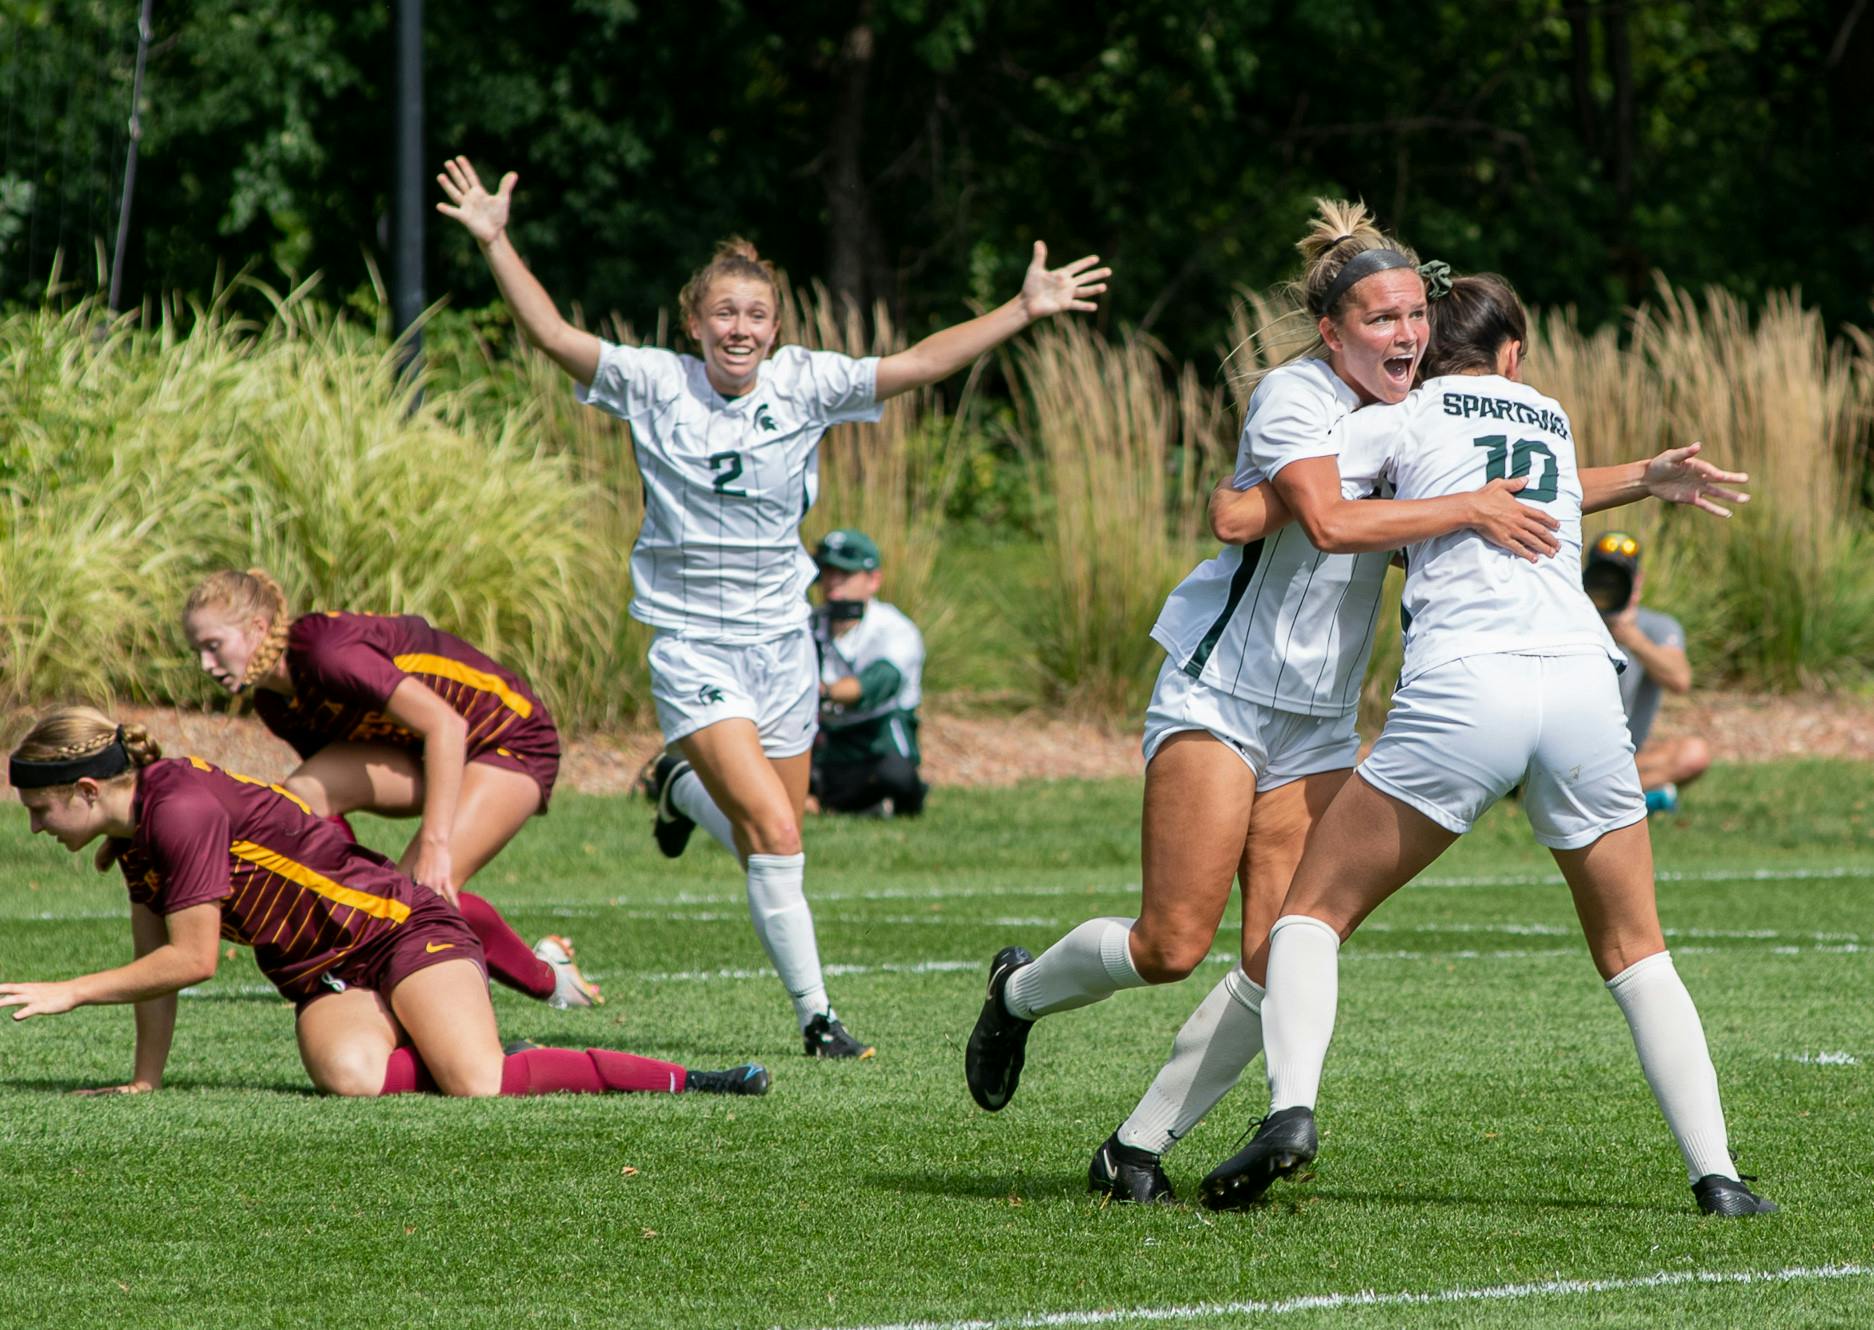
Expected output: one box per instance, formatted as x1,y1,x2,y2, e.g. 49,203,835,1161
4,1,1872,358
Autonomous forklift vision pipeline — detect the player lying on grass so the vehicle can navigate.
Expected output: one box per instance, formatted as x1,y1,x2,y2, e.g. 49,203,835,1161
2,707,767,1099
437,153,1108,1058
1195,274,1772,1217
182,569,601,1010
964,199,1751,1206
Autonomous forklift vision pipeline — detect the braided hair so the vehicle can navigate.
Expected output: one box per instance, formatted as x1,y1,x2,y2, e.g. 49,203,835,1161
184,568,291,690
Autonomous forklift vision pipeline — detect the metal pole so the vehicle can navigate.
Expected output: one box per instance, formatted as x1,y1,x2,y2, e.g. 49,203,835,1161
107,0,154,311
392,0,424,375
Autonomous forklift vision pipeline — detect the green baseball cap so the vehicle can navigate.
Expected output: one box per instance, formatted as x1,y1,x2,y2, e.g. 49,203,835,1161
815,529,880,571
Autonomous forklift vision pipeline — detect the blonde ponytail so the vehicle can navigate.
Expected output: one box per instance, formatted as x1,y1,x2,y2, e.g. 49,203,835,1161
1231,198,1421,393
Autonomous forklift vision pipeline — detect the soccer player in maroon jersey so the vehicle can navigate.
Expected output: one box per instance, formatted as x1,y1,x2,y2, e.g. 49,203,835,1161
180,569,600,1010
3,708,768,1099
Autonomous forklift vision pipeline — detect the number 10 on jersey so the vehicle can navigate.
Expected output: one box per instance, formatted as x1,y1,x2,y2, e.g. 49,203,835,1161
1473,435,1558,502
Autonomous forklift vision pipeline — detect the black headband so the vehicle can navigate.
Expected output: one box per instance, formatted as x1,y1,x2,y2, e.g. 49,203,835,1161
8,728,132,790
1313,247,1415,315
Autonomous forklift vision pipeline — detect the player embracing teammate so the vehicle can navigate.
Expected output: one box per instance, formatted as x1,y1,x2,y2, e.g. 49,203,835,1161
963,199,1767,1216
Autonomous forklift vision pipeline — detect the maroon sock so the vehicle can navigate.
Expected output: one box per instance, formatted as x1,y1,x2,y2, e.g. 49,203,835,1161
379,1046,436,1096
499,1047,688,1096
325,813,358,843
456,892,556,999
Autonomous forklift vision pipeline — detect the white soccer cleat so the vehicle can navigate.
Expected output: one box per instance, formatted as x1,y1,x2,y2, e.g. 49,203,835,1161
533,934,604,1009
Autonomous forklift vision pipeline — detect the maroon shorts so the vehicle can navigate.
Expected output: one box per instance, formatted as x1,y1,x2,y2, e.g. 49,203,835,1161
470,710,561,812
297,896,486,1010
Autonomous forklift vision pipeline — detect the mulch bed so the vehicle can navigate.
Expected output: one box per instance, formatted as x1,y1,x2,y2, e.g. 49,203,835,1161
27,689,1869,800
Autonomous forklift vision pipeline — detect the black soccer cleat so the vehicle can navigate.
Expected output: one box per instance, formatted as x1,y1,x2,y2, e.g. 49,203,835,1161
1089,1132,1176,1205
802,1012,875,1060
646,753,697,859
685,1063,772,1096
965,946,1035,1112
1198,1105,1319,1210
1693,1173,1776,1216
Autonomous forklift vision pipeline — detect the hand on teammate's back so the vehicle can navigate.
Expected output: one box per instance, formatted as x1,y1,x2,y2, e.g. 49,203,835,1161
1467,476,1561,562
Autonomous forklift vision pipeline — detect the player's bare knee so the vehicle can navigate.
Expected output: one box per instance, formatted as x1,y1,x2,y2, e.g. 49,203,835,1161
744,814,802,857
312,1051,388,1098
1679,737,1712,781
433,1062,503,1098
1129,931,1205,985
284,774,333,818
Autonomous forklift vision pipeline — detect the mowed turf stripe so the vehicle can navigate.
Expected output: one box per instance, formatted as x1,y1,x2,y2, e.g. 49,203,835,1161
795,1263,1874,1330
168,936,1874,998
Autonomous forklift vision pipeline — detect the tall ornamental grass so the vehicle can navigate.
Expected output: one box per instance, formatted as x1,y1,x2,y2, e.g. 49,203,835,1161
1530,283,1874,689
0,287,626,726
1009,320,1224,715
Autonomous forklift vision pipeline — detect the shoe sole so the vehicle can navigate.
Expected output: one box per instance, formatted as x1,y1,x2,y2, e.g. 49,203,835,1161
1198,1143,1316,1211
965,947,1033,1111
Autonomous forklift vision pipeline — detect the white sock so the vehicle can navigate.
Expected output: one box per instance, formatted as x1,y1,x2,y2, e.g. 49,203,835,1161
1262,914,1341,1113
1605,951,1737,1182
1117,966,1265,1155
1002,916,1146,1020
672,770,740,859
744,853,830,1027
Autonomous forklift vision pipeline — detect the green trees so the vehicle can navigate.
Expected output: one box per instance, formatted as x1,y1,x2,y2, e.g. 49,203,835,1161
4,2,1870,357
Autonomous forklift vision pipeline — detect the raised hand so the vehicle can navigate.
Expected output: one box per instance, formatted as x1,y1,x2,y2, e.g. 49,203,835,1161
1643,442,1750,517
1018,241,1112,320
435,155,517,247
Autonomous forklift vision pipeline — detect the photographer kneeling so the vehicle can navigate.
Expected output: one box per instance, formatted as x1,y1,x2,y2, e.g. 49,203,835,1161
811,530,928,817
1586,531,1712,813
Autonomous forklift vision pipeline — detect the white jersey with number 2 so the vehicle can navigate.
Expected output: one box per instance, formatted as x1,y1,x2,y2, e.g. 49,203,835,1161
1336,373,1617,684
578,342,883,643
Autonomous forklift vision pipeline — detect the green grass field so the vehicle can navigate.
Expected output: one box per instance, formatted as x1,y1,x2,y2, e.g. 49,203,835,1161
1,761,1870,1328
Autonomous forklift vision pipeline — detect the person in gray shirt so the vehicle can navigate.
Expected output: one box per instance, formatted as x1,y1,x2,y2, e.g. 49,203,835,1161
1585,531,1712,812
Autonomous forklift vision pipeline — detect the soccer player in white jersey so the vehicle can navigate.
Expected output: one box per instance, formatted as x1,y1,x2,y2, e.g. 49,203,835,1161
436,155,1109,1057
1197,274,1774,1217
963,199,1564,1190
963,199,1753,1204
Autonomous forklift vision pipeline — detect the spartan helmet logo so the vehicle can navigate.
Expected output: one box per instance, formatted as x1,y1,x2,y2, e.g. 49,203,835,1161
753,403,777,432
697,684,726,705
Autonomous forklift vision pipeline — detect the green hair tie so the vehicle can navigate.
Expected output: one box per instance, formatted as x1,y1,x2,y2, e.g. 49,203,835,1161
1418,260,1453,301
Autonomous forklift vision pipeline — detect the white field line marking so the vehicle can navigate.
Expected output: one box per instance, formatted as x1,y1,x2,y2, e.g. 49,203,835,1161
170,935,1874,998
1782,1050,1861,1065
9,863,1871,925
789,1263,1874,1330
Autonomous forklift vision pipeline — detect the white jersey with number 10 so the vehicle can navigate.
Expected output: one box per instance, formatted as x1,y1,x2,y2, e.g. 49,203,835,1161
578,342,883,643
1336,373,1619,684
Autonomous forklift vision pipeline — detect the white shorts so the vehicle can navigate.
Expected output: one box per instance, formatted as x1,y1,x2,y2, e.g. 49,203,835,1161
1141,656,1360,791
1358,650,1646,850
648,628,819,758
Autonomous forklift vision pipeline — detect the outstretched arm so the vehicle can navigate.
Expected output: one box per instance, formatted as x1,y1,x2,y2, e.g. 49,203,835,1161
0,902,220,1024
1581,441,1750,516
436,156,602,386
873,241,1110,401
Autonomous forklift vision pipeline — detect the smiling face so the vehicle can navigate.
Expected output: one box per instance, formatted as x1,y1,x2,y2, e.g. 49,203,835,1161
17,783,111,853
1319,268,1430,405
686,276,779,397
183,606,268,692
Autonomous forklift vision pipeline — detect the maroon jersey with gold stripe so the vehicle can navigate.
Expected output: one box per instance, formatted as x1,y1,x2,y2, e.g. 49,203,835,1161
253,611,558,771
118,759,436,1002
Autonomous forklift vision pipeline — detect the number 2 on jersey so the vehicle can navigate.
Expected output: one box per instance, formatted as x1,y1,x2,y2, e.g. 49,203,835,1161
1472,434,1558,502
708,450,748,497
